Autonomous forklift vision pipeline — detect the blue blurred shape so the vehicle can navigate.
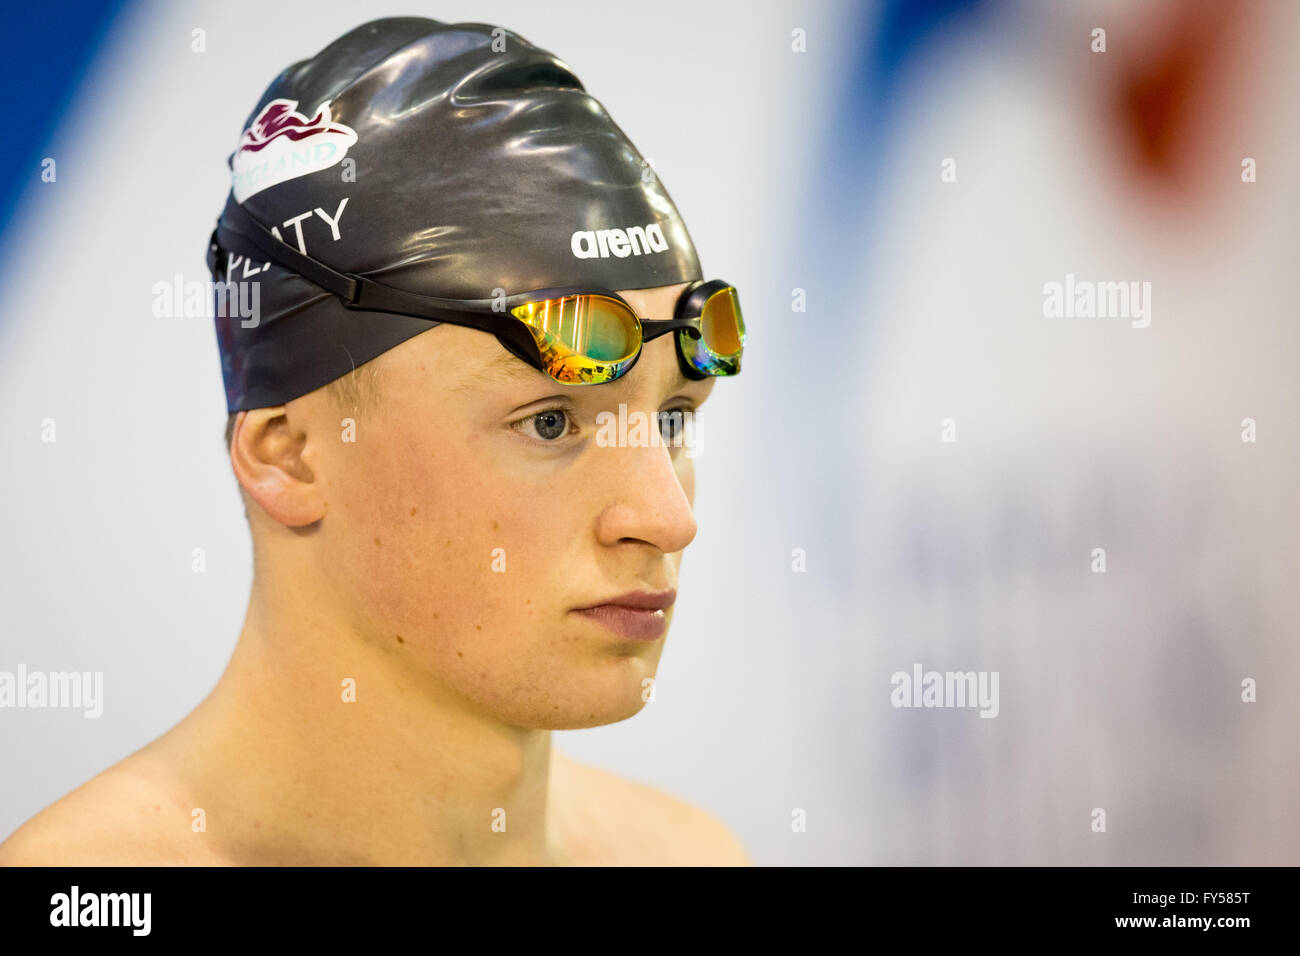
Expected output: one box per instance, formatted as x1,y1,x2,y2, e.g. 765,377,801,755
0,0,130,255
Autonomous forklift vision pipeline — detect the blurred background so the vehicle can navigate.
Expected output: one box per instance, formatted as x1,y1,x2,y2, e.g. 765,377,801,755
1,0,1295,864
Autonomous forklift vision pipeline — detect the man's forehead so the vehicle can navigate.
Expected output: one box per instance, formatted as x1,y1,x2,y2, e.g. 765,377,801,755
620,281,691,314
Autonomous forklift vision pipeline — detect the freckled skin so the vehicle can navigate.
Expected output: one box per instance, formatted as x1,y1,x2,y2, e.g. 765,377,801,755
0,282,739,867
289,282,714,730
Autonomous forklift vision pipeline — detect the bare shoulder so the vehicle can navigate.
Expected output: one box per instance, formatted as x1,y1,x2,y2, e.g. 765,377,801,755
551,750,751,866
0,751,218,867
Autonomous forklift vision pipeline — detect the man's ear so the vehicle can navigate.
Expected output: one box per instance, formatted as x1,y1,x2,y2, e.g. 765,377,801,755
229,406,327,527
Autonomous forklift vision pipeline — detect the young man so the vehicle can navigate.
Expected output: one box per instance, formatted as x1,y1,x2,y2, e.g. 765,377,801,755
0,17,748,865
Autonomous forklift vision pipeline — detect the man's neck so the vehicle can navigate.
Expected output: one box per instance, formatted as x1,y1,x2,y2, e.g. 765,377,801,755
154,581,565,865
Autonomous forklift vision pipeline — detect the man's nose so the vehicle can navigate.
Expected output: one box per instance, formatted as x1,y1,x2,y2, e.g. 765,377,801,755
590,422,697,553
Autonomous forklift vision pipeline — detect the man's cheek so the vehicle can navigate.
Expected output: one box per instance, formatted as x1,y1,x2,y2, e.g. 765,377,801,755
488,514,565,582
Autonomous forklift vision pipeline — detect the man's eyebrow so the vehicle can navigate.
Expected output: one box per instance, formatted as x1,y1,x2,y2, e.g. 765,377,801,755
448,351,544,394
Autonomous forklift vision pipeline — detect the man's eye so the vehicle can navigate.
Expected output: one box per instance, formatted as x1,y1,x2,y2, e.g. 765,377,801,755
514,408,571,442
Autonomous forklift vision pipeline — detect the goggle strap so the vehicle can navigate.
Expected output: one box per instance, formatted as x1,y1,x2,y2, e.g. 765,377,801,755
214,201,501,327
217,199,358,302
640,317,702,341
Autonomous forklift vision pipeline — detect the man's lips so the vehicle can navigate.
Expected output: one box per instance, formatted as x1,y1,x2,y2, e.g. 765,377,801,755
573,589,676,612
572,589,675,640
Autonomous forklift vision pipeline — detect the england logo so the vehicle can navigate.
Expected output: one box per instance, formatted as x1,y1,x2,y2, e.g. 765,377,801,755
230,98,358,202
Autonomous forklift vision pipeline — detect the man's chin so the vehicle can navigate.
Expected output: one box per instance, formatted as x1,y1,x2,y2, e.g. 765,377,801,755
504,676,656,731
545,694,650,731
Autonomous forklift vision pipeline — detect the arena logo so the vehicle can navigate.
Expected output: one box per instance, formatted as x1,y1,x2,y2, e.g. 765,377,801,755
571,222,669,259
231,98,358,202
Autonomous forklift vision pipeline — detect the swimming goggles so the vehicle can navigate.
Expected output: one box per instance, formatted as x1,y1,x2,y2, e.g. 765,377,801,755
209,202,744,386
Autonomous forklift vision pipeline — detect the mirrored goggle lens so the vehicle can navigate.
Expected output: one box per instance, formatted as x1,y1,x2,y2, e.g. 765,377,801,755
679,286,744,376
510,294,641,384
702,286,744,356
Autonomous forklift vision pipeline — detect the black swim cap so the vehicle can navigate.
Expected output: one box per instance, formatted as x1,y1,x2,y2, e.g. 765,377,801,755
207,17,704,413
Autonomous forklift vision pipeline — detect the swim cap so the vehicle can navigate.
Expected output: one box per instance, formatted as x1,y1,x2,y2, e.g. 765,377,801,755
207,16,704,413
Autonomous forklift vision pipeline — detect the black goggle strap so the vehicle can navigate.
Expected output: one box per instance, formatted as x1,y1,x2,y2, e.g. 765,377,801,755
641,317,702,341
212,199,506,333
613,279,726,344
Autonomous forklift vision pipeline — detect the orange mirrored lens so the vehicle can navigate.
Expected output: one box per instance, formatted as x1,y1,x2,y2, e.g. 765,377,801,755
510,294,641,384
701,287,744,356
677,286,743,378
